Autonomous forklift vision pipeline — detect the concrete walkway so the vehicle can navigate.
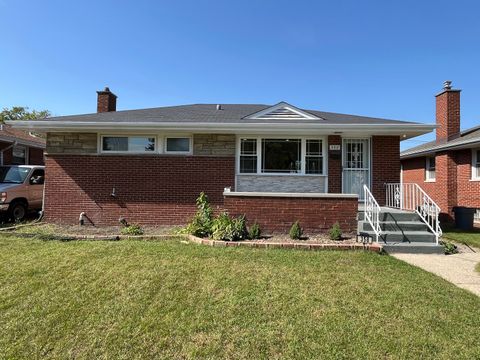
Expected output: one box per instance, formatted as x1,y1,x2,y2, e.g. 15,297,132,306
393,244,480,296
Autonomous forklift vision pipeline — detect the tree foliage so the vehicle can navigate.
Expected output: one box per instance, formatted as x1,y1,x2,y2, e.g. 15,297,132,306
0,106,51,123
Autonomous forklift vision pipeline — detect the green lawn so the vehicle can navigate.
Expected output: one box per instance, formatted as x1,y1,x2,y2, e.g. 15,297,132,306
443,228,480,249
0,236,479,359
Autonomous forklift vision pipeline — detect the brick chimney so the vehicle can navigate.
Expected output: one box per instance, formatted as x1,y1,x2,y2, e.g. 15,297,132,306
96,87,117,113
435,80,460,142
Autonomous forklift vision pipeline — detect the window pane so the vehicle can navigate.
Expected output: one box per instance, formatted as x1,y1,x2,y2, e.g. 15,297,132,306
129,137,155,152
167,138,190,152
241,139,257,155
306,156,323,174
103,137,128,151
261,139,301,173
476,150,480,166
306,140,322,155
12,146,26,165
240,156,257,173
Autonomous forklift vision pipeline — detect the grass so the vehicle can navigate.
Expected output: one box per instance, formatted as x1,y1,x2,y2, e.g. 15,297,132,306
442,228,480,249
0,235,479,359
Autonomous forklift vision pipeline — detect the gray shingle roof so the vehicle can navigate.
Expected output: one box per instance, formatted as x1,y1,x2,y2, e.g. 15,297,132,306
401,125,480,158
41,103,420,125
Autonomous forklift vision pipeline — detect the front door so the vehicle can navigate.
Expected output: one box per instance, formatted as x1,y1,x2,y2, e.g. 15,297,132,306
342,139,370,200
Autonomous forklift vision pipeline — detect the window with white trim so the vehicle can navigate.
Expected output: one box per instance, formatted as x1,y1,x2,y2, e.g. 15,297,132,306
425,156,435,181
239,138,257,173
165,137,191,153
12,146,27,165
102,136,155,153
472,149,480,180
239,137,324,175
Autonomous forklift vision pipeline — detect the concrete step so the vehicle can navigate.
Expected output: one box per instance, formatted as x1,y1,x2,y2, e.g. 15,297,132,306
358,210,422,222
361,230,437,243
360,220,429,232
383,243,444,254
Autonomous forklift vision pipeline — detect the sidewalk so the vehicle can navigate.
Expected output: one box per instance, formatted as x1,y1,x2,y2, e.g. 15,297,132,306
393,244,480,296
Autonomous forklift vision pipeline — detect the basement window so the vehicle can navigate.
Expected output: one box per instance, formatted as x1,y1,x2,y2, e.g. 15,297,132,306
472,149,480,180
425,156,436,182
102,136,156,153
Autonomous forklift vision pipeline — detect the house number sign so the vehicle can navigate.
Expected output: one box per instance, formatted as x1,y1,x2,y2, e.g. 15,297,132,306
329,144,341,151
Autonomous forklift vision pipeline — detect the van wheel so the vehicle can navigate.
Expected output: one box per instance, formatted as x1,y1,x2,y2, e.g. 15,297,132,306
9,201,27,222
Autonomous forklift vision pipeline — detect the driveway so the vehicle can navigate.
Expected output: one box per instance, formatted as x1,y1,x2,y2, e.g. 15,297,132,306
393,244,480,296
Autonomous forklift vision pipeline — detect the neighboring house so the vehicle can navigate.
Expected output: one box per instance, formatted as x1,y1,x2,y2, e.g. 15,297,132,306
9,87,434,232
401,81,480,223
0,124,45,165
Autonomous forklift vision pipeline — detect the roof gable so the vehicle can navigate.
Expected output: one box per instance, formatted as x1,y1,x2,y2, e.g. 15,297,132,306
243,102,321,121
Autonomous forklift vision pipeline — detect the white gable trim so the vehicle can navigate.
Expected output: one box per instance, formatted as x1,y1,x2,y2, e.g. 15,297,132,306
243,102,321,120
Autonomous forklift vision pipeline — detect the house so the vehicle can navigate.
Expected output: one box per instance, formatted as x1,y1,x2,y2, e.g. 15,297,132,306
8,87,434,233
0,124,45,165
401,81,480,223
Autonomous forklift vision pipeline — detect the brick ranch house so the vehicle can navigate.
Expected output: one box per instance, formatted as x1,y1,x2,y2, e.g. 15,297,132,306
0,124,45,165
9,87,434,233
401,81,480,223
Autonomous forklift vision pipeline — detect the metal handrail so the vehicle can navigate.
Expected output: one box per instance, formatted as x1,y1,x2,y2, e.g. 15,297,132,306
385,183,441,244
363,185,381,242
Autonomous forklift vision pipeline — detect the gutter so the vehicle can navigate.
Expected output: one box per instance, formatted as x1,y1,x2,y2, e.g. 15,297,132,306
7,120,436,135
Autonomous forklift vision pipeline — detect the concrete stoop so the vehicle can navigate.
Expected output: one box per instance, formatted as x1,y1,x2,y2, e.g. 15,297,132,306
358,207,444,254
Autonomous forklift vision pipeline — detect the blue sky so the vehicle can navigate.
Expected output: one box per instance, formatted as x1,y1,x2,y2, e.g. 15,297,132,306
1,0,479,150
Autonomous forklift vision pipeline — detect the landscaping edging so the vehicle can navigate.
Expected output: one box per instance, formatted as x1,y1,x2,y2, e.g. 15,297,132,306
187,235,383,253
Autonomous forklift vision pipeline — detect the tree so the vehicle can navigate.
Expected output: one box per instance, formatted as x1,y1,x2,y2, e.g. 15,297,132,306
0,106,51,123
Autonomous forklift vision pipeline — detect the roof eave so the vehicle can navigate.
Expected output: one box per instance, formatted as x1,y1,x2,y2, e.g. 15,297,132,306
7,120,435,138
401,139,480,159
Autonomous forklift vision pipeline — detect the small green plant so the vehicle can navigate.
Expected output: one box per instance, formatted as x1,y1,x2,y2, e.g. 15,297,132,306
441,240,458,255
329,222,342,241
248,222,261,240
120,224,144,236
289,221,303,240
211,212,247,241
183,192,213,237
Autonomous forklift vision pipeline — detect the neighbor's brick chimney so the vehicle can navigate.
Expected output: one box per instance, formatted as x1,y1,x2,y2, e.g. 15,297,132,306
96,87,117,113
435,80,460,142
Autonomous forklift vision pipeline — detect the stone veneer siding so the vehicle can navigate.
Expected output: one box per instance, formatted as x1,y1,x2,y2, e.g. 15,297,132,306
46,133,97,154
236,175,326,193
193,134,235,156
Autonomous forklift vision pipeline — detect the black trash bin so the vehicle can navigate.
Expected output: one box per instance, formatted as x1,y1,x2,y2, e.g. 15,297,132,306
453,207,475,230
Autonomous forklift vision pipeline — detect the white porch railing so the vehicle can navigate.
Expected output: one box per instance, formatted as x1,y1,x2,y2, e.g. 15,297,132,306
363,185,381,242
385,183,442,244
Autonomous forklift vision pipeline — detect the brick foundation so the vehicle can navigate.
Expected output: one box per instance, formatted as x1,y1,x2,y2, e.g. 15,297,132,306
223,193,358,233
44,155,235,225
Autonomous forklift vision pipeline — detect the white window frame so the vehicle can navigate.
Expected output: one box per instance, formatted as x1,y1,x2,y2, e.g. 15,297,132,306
164,136,193,155
99,135,158,154
471,148,480,181
236,136,326,176
425,156,436,182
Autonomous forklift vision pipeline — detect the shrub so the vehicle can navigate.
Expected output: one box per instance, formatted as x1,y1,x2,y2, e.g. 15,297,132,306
183,192,213,237
211,212,247,241
289,221,303,240
441,241,458,255
120,224,144,236
248,222,261,240
329,222,342,241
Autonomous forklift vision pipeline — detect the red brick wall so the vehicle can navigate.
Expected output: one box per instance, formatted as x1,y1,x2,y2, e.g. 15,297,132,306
44,155,235,225
224,195,358,233
455,149,480,209
327,135,342,193
371,136,400,205
401,149,480,221
28,147,45,165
